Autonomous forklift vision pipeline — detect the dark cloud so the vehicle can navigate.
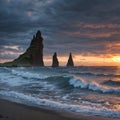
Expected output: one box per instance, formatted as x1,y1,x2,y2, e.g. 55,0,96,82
0,0,120,64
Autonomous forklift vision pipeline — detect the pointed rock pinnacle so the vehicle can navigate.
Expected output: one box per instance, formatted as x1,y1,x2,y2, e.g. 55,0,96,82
66,53,74,67
52,52,59,67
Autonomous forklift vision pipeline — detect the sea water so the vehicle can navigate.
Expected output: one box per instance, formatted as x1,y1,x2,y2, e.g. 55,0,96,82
0,66,120,118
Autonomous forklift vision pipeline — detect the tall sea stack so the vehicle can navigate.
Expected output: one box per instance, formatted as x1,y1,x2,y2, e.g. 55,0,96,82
52,52,59,67
30,30,44,66
2,30,44,67
66,53,74,67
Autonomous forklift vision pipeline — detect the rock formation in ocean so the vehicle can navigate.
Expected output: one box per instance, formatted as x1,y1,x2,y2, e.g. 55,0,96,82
66,53,74,67
52,52,59,67
2,30,44,67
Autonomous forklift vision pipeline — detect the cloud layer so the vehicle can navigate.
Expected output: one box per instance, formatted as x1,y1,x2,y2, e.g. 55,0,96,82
0,0,120,65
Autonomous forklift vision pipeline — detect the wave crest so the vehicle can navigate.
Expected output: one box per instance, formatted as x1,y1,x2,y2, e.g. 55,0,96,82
69,77,120,93
11,69,49,79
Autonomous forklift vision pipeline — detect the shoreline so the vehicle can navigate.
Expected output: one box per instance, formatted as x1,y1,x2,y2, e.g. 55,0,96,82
0,99,119,120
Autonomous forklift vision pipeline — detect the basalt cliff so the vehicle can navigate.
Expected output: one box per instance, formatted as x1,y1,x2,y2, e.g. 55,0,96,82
0,31,75,67
1,31,44,67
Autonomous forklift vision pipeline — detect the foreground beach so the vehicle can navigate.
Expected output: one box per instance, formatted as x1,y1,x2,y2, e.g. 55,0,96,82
0,99,119,120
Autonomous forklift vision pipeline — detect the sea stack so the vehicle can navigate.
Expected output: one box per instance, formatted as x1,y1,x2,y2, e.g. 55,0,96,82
2,30,44,67
52,52,59,67
29,30,44,66
66,53,74,67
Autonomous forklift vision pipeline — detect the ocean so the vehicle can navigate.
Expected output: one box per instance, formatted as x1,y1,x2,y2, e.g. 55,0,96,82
0,66,120,118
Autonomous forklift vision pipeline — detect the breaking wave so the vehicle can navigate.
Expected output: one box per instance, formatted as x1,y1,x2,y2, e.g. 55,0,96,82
69,77,120,93
7,68,120,94
1,67,120,94
11,69,49,79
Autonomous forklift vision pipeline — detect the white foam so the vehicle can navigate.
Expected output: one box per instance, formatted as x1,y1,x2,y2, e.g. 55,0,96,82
0,72,32,87
0,74,56,90
0,71,57,90
69,76,120,93
0,90,120,118
11,69,49,79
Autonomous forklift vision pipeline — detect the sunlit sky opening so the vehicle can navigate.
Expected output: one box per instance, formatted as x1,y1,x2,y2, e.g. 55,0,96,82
0,0,120,66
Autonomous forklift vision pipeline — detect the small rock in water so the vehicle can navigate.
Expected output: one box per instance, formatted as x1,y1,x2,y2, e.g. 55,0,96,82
52,52,59,67
66,53,74,67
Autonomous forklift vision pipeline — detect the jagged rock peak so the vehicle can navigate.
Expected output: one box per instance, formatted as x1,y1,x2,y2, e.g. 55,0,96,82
30,30,44,66
11,30,44,66
30,31,43,45
66,53,74,67
36,30,42,38
52,52,59,67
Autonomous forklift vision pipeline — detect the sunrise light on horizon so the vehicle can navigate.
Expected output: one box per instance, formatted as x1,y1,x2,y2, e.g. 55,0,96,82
0,0,120,66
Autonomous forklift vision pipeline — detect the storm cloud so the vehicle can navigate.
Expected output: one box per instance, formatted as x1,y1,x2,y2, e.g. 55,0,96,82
0,0,120,64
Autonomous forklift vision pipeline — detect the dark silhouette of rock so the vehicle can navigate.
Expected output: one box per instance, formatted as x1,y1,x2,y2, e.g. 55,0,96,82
66,53,74,67
2,30,44,67
52,52,59,67
29,30,44,66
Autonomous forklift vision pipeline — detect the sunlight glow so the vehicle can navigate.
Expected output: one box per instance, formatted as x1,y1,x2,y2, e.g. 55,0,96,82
43,54,120,66
112,56,120,62
2,52,120,66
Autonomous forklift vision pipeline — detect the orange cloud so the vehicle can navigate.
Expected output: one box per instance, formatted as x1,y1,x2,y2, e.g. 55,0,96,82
76,23,120,29
1,53,120,66
43,53,120,66
64,22,120,39
73,54,120,66
64,31,119,39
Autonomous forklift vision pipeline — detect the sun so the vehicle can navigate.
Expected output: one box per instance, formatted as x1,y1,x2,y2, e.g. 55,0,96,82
112,56,120,62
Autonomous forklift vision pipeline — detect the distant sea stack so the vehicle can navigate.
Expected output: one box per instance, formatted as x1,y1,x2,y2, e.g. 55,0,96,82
66,53,74,67
52,52,59,67
2,30,44,67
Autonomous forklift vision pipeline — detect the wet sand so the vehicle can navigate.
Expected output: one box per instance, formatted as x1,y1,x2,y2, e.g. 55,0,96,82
0,99,119,120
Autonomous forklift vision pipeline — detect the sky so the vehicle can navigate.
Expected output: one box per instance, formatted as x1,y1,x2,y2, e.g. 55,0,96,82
0,0,120,66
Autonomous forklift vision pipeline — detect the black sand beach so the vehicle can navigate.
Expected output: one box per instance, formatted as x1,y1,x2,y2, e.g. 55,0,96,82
0,99,119,120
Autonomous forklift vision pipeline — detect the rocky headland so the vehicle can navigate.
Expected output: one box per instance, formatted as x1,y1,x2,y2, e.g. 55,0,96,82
0,31,74,67
1,31,44,67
